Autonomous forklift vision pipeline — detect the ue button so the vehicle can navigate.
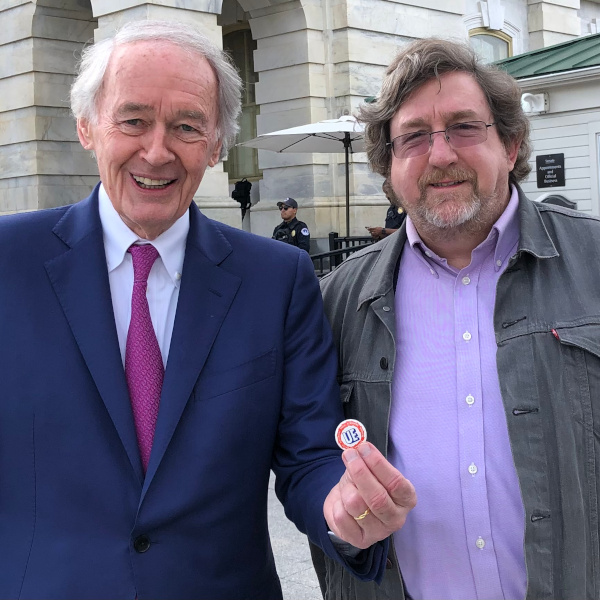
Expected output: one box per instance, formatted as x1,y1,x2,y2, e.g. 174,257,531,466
335,419,367,450
134,535,151,553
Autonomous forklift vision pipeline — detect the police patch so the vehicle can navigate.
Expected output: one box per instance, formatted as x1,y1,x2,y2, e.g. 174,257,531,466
301,228,309,236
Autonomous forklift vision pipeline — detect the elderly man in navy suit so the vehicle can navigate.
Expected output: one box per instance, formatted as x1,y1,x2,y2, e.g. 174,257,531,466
0,19,415,600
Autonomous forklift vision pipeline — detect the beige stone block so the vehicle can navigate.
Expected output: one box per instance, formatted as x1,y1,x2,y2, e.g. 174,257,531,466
0,3,35,46
0,39,33,79
255,64,326,105
0,107,37,144
32,15,96,43
333,28,408,66
334,62,385,98
94,7,220,44
33,72,75,109
254,30,325,71
250,7,314,40
528,2,580,34
0,73,35,112
92,0,221,19
255,108,327,136
334,0,466,36
528,29,578,49
528,0,579,7
0,0,30,13
197,204,243,228
0,106,77,145
32,38,83,75
257,96,326,115
194,167,230,198
35,0,94,20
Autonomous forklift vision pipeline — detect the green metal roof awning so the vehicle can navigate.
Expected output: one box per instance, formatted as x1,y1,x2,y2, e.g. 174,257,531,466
496,32,600,79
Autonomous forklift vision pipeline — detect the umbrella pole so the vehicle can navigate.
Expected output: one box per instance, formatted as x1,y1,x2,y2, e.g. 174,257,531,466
344,133,350,237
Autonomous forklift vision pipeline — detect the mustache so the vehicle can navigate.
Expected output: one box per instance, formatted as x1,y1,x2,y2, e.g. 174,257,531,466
418,167,477,190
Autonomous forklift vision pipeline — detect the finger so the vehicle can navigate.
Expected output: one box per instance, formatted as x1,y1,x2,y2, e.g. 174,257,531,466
354,443,416,509
342,444,416,527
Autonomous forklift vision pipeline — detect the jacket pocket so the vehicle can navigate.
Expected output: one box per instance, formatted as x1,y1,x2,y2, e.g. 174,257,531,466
194,348,276,400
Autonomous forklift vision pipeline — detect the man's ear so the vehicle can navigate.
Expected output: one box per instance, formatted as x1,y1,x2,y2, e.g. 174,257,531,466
506,138,521,172
208,139,223,168
77,118,94,151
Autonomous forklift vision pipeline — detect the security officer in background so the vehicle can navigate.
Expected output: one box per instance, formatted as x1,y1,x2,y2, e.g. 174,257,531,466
272,198,311,252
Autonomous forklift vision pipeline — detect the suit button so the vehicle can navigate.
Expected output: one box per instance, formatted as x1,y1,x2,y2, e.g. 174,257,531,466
134,535,151,553
380,357,388,369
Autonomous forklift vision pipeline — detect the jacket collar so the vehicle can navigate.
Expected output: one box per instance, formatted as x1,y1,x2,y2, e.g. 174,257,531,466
515,185,559,259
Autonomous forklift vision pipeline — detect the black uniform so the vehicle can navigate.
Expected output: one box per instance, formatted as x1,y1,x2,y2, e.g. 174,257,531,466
272,217,310,252
385,205,406,230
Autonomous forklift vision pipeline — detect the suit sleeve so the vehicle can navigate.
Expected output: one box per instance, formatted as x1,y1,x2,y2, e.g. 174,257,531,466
272,249,386,583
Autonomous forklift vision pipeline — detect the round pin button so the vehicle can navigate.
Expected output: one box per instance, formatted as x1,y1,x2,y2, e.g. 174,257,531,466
335,419,367,450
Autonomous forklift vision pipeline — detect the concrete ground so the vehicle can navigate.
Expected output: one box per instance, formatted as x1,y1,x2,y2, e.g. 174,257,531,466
268,472,322,600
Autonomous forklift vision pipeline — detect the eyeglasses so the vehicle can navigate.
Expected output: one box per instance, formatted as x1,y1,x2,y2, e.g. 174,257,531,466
387,121,496,159
279,206,290,211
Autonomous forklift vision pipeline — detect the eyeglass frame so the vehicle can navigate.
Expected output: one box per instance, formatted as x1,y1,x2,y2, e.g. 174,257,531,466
279,205,292,211
386,121,496,159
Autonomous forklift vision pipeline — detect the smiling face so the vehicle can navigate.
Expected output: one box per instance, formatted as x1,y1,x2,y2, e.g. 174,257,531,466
388,71,519,242
77,41,222,240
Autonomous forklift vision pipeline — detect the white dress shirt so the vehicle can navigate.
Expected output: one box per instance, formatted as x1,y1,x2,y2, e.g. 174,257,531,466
98,184,189,368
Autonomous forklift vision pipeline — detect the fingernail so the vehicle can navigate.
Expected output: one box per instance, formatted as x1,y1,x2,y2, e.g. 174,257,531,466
344,449,359,463
358,443,371,457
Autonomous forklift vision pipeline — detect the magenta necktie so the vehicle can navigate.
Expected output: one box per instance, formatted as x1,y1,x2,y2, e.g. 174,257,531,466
125,244,164,472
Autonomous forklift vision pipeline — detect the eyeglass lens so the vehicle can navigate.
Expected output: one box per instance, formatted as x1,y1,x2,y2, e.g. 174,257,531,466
390,121,493,159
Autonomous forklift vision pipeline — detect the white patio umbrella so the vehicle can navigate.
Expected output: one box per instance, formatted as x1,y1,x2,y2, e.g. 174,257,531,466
238,116,365,236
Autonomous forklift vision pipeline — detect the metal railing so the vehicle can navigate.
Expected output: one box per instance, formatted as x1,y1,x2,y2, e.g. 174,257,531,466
311,232,373,277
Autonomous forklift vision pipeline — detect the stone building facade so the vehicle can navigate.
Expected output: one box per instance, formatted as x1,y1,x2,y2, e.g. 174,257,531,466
2,0,600,247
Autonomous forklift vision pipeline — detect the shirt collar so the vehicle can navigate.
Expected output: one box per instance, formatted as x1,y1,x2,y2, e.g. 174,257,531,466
405,184,520,274
98,183,189,285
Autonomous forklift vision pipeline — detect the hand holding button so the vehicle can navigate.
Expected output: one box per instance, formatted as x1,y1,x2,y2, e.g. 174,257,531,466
323,441,417,549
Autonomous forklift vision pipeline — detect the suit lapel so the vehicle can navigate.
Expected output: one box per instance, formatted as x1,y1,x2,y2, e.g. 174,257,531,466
45,188,144,483
142,205,241,494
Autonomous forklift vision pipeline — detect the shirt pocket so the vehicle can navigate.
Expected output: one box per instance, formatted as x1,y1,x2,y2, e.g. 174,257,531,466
193,348,276,401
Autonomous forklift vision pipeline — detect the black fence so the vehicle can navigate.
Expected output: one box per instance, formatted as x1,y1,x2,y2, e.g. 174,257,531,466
311,232,373,277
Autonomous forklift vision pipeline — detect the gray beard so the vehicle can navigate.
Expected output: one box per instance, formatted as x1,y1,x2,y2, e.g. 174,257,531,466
407,180,502,242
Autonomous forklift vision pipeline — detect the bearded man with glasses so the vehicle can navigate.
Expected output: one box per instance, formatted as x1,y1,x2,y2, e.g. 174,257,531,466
311,38,600,600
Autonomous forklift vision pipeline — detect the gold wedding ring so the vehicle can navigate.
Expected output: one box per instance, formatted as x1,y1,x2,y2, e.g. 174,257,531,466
354,508,370,521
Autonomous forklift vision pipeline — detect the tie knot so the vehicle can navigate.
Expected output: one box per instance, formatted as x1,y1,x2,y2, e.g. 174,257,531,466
128,244,159,283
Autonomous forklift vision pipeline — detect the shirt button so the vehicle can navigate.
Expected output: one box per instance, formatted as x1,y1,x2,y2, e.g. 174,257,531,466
380,357,389,370
496,259,502,267
462,276,471,285
468,463,478,475
466,394,475,405
134,535,151,553
425,251,432,257
463,331,472,341
476,537,485,549
383,306,390,312
175,272,182,281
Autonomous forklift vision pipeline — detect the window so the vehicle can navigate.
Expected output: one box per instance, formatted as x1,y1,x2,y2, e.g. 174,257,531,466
223,28,260,181
469,28,512,63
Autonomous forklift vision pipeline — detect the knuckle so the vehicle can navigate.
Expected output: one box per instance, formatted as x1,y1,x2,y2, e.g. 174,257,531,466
369,490,391,513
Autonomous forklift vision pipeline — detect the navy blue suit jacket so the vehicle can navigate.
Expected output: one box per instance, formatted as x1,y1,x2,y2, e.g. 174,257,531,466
0,186,384,599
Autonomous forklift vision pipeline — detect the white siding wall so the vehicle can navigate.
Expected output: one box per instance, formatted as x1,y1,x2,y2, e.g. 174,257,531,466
520,105,600,215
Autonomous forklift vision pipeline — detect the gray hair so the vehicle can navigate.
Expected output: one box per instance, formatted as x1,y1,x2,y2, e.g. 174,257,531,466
70,19,242,160
359,38,531,185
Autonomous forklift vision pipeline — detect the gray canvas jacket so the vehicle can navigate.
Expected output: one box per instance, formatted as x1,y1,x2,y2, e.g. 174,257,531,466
313,187,600,600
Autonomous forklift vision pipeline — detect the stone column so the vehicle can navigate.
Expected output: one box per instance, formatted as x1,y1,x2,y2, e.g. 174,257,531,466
528,0,580,50
91,0,240,227
0,1,98,214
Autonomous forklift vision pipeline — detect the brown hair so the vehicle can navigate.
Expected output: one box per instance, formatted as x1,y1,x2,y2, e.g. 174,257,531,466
358,38,531,185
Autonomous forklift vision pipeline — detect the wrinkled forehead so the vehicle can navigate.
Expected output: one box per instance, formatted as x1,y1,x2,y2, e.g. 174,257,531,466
391,72,491,130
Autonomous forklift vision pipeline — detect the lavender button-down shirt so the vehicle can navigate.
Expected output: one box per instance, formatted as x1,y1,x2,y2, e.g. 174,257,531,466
389,186,527,600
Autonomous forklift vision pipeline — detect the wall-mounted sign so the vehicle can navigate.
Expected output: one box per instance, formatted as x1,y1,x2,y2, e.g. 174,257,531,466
536,153,565,188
